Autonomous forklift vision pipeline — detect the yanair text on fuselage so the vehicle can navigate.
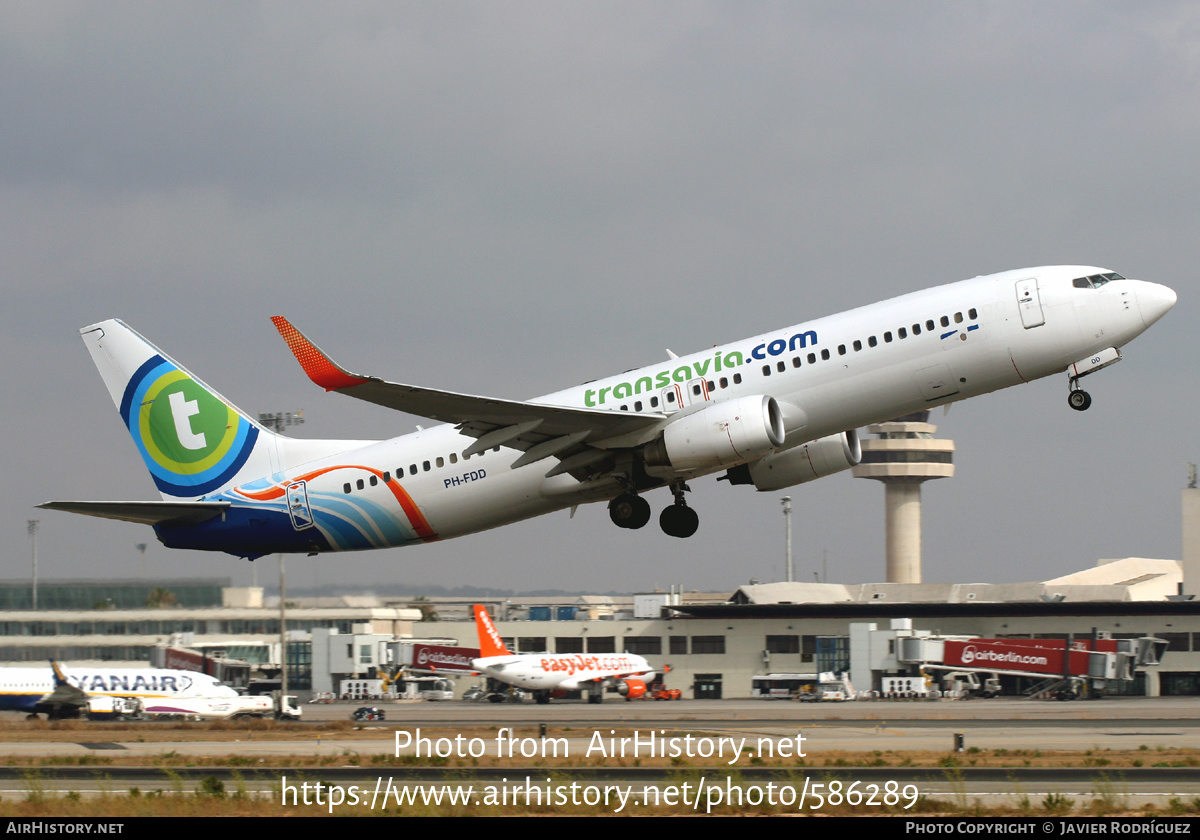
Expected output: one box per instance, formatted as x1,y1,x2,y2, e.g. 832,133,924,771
583,327,819,407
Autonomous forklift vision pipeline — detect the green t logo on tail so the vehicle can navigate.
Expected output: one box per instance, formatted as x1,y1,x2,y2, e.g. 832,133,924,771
121,356,259,497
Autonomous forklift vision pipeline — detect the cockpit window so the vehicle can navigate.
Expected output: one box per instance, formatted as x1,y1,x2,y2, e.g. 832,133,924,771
1073,272,1125,290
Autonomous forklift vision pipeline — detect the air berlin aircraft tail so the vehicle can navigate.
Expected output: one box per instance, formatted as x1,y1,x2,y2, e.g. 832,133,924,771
474,605,512,658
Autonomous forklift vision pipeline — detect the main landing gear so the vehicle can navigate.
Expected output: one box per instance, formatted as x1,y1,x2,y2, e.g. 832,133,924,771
607,482,699,539
660,482,698,539
608,493,651,529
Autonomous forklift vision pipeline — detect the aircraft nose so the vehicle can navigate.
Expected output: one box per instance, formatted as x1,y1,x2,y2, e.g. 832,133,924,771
1136,281,1177,329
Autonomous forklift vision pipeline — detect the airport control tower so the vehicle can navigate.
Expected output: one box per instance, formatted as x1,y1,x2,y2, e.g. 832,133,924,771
851,411,955,584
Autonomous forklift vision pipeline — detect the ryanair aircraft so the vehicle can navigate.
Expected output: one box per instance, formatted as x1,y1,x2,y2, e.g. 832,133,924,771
40,266,1175,555
0,661,266,719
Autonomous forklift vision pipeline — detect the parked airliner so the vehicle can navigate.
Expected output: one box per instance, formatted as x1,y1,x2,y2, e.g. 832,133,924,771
0,661,265,719
40,266,1174,554
471,605,656,703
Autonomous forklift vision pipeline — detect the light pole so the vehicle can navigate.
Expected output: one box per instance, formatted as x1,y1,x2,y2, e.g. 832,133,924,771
258,410,303,711
781,497,792,583
279,552,287,707
26,521,38,610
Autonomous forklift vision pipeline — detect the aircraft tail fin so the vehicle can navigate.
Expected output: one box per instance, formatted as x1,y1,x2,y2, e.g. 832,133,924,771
79,320,272,500
50,660,69,688
473,605,512,658
76,320,375,502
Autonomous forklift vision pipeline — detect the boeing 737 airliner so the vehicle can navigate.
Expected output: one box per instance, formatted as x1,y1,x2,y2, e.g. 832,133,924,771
40,266,1175,555
0,661,264,719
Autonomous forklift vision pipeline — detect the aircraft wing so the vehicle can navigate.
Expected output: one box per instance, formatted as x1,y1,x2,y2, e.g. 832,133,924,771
35,501,230,526
271,318,667,473
608,667,656,681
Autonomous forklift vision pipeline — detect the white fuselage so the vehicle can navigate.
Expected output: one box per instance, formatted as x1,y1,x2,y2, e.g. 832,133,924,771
472,652,655,692
0,666,239,715
220,266,1171,551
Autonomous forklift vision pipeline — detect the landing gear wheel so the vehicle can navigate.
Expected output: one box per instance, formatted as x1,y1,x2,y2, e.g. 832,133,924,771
533,691,551,705
1068,389,1092,411
659,504,699,538
608,493,651,529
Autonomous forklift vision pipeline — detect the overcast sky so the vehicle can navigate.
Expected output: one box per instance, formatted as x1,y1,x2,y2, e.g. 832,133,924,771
2,2,1197,595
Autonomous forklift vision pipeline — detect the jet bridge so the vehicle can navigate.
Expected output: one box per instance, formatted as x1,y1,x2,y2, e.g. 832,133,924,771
894,635,1167,699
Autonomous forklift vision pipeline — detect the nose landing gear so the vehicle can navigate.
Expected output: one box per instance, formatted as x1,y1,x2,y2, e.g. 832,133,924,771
1067,387,1092,411
1065,348,1122,412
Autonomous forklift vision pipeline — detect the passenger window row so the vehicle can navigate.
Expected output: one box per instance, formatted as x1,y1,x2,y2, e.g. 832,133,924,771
342,445,501,493
756,308,979,377
618,373,747,411
618,306,982,405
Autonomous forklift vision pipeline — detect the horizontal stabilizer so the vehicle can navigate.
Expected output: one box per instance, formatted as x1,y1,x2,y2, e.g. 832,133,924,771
37,500,230,526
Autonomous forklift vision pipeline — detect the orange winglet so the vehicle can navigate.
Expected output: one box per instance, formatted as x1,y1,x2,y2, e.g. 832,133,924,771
270,316,370,392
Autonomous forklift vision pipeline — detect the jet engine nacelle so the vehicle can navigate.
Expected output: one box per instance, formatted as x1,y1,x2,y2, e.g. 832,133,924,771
616,678,647,700
646,395,785,471
733,430,862,491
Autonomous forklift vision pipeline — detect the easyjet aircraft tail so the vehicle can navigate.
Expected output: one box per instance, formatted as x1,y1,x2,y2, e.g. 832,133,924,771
473,605,512,658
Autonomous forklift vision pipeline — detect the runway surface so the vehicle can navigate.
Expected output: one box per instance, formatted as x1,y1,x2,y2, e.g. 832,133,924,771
2,697,1199,811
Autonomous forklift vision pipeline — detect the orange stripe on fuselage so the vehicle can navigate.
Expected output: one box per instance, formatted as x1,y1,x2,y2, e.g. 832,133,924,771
234,465,439,543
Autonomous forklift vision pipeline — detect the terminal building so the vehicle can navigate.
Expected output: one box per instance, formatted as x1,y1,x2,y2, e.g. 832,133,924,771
2,480,1197,701
0,553,1196,699
414,557,1193,698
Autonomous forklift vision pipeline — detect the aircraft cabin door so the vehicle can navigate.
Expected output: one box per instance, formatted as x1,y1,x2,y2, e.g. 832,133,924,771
659,384,683,414
1015,278,1045,329
285,481,316,531
683,378,711,407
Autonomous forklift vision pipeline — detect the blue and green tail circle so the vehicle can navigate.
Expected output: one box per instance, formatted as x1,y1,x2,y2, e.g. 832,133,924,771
119,355,259,497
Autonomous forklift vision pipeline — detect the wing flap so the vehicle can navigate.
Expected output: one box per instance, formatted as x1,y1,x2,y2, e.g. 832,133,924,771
462,420,544,456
